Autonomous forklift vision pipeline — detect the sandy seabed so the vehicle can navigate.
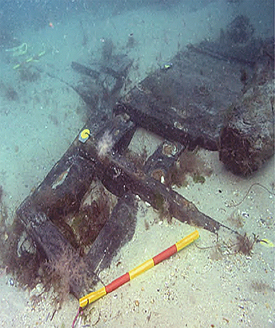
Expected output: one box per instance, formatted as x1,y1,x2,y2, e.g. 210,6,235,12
0,1,274,327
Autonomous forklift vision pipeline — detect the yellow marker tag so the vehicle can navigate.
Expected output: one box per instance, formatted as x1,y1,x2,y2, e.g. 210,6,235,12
79,129,90,143
259,238,274,248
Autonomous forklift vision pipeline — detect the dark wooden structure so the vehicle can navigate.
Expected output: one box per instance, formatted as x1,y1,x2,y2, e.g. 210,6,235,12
15,16,274,298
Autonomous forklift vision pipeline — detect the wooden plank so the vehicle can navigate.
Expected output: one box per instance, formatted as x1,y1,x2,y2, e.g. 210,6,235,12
90,152,222,234
16,115,137,297
114,45,245,151
80,132,222,234
18,211,86,297
219,77,274,175
143,141,185,178
85,193,137,275
17,114,136,221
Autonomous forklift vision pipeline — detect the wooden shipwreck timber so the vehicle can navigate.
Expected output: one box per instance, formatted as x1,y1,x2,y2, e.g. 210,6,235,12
12,16,274,298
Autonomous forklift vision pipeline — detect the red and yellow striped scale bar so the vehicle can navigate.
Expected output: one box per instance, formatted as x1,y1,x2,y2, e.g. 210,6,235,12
79,230,199,308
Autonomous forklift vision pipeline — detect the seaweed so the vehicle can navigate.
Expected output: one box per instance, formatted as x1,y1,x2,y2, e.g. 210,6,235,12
0,81,19,101
198,232,257,257
43,246,89,307
0,216,44,290
227,210,245,229
228,182,275,207
234,233,256,256
153,192,172,223
19,67,41,82
226,15,254,44
73,197,110,249
192,173,206,184
165,149,212,188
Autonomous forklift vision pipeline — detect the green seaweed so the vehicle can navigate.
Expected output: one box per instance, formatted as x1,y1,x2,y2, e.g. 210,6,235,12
193,173,205,184
154,192,165,210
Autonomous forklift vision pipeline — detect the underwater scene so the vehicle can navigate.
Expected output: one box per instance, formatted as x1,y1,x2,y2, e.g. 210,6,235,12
0,0,274,327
